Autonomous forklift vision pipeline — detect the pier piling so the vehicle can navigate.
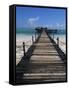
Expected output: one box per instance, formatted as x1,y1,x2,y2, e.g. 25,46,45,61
35,33,36,41
53,33,54,40
23,42,26,56
57,37,59,46
32,36,34,44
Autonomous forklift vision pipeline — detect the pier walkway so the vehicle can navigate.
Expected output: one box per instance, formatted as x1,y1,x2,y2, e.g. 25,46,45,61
16,30,66,84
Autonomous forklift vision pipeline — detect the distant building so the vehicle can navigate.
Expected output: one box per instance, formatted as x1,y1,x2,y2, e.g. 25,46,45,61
35,27,57,34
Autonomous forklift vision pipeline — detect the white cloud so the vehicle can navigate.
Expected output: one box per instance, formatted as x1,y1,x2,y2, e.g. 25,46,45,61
28,16,39,27
56,23,64,27
28,17,39,22
44,23,65,29
44,24,54,29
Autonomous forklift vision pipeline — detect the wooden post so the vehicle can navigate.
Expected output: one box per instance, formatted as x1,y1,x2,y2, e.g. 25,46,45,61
23,42,26,56
35,33,36,41
32,36,34,44
53,33,54,40
57,37,59,46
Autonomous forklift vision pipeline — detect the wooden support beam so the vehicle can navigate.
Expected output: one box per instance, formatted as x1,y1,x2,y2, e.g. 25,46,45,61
53,33,54,40
35,33,36,41
57,37,59,46
23,42,26,56
32,36,34,44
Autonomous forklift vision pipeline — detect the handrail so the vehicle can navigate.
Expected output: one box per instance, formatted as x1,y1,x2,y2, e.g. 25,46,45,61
50,34,65,46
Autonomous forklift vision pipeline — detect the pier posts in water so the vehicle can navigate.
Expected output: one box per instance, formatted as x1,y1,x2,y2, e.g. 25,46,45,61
53,33,54,40
57,37,59,46
35,33,36,41
23,42,26,56
32,36,34,44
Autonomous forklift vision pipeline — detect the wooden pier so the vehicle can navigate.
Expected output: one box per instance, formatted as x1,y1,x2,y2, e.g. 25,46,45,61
16,30,66,84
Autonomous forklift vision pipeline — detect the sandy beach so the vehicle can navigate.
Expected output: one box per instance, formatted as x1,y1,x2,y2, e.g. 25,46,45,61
16,34,33,65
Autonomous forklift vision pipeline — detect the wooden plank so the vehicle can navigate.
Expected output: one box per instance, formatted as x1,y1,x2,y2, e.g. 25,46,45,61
30,55,61,59
33,50,57,53
16,30,66,82
23,73,66,80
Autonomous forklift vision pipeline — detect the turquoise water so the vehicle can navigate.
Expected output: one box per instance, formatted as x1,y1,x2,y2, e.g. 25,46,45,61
16,28,66,34
16,28,66,40
16,28,36,35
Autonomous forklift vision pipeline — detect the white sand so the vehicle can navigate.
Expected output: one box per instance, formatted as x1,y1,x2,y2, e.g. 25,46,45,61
16,34,33,65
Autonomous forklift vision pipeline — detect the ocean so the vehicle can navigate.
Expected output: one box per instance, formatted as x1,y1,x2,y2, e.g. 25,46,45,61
16,28,66,35
16,28,36,35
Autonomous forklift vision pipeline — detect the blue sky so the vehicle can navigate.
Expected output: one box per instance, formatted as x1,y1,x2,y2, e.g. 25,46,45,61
16,6,66,29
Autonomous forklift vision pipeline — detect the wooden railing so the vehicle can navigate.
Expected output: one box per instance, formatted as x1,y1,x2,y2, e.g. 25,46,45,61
22,33,38,56
50,33,66,53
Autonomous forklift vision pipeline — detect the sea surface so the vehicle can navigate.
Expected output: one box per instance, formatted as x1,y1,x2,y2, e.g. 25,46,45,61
16,28,66,35
16,28,66,45
16,28,36,35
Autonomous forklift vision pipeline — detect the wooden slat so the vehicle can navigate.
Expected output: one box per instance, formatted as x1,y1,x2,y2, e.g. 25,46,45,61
16,30,66,82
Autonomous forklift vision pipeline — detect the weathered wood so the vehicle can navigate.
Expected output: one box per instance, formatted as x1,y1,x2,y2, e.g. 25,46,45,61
53,33,54,39
16,30,66,82
23,42,26,56
32,36,34,44
35,33,36,41
57,37,59,46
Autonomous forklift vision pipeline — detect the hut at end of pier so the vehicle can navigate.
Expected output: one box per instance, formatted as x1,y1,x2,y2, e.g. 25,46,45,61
35,27,57,34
